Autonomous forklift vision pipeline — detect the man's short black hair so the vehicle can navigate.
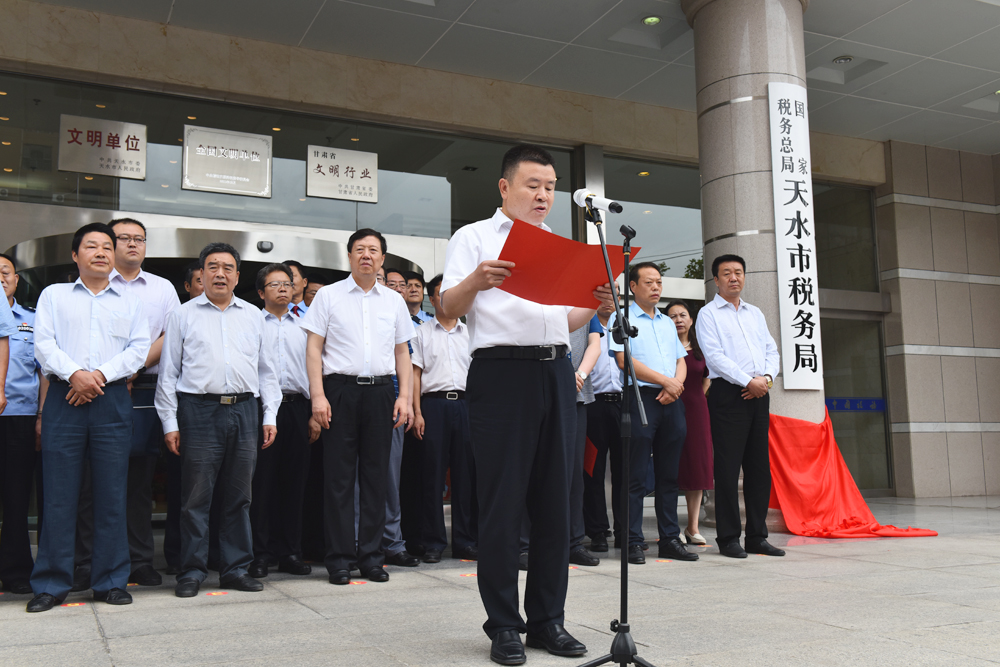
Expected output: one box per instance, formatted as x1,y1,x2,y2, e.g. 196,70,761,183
426,274,443,299
199,242,240,271
348,228,387,255
501,144,556,182
385,268,405,281
402,270,425,288
0,253,16,271
72,222,116,254
628,261,662,286
282,259,306,278
256,263,292,292
306,274,329,286
711,254,746,278
184,260,201,285
108,217,147,235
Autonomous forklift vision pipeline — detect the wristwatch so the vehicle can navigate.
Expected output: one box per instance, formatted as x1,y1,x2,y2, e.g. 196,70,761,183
764,374,773,388
576,370,588,380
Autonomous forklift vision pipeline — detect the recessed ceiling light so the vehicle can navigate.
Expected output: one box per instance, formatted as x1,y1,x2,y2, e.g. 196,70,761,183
642,15,661,26
299,198,306,201
643,210,652,214
832,55,853,64
0,117,8,121
272,127,281,131
187,116,196,120
161,184,169,188
1,142,9,146
84,176,94,180
637,171,650,177
0,91,6,95
3,168,11,172
178,138,183,142
169,160,177,164
95,104,105,108
351,137,360,142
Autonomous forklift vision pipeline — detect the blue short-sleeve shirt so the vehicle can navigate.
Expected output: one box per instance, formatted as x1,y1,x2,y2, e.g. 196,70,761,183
608,302,687,388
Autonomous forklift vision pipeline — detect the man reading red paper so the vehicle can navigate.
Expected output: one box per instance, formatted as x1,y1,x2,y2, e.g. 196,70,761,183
440,144,613,665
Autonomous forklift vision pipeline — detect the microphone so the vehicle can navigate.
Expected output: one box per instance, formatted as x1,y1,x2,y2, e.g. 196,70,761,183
572,189,623,214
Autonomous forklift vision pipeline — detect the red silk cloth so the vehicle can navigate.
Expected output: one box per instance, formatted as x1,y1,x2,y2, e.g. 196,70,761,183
768,410,937,538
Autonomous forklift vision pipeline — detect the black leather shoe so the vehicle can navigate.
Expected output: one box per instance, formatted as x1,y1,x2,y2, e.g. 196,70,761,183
590,534,608,552
26,592,60,612
746,539,786,557
128,564,163,586
175,578,200,597
366,566,390,582
94,588,133,605
569,547,600,566
248,558,269,578
329,570,350,585
264,554,279,568
278,555,312,575
164,564,180,576
3,580,32,594
453,545,479,560
70,567,90,592
384,550,419,567
518,552,528,571
220,573,264,592
526,623,587,657
422,549,443,563
658,537,699,561
490,630,526,665
718,540,748,559
627,544,645,564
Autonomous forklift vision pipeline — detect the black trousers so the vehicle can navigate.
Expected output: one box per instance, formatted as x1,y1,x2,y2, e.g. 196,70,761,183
628,389,686,545
568,402,587,551
0,415,37,585
583,398,622,541
468,356,575,639
250,398,311,560
321,376,394,574
419,396,477,552
707,380,771,545
399,427,423,552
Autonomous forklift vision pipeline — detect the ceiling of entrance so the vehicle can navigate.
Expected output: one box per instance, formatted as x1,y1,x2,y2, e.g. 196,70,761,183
28,0,1000,154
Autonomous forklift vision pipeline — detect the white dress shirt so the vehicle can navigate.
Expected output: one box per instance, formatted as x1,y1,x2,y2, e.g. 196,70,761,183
155,294,281,433
695,293,779,388
441,208,573,353
591,318,623,394
300,275,413,377
109,268,181,374
263,308,310,398
34,279,150,383
411,318,471,393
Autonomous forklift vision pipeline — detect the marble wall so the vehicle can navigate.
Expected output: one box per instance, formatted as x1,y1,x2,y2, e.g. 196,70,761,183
877,141,1000,497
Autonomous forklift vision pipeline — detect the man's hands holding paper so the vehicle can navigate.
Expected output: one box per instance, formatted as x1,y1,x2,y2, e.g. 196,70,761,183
473,259,516,290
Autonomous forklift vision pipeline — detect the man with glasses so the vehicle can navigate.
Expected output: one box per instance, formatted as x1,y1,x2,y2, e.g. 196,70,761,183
156,242,281,597
248,264,319,579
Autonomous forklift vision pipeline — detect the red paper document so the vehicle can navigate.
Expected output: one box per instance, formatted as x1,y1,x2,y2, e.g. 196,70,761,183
496,220,640,308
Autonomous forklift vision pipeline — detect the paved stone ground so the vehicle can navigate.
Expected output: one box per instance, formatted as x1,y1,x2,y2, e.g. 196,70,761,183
3,496,999,666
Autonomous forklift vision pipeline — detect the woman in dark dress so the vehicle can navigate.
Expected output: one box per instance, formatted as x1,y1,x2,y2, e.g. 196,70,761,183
666,300,713,545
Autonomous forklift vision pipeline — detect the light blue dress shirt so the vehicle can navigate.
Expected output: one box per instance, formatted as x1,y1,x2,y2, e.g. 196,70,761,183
155,294,282,433
288,301,308,317
608,302,687,388
0,297,16,339
262,308,310,398
34,279,150,384
3,300,40,415
590,316,623,394
695,293,779,387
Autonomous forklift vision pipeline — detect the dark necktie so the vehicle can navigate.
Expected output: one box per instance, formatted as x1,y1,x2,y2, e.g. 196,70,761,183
292,304,301,316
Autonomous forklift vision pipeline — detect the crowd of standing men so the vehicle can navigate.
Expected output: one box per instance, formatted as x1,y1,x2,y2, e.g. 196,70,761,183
0,143,787,665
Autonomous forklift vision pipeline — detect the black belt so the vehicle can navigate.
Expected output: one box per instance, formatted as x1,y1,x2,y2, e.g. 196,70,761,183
423,390,465,401
183,392,254,405
472,345,568,361
48,375,128,387
132,373,158,389
281,392,304,403
324,374,393,386
595,392,622,403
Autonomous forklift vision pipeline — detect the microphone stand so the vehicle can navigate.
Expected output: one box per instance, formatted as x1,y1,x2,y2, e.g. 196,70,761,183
579,205,655,667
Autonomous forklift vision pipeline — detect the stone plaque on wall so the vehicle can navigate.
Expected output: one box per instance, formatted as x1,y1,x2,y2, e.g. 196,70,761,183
306,146,378,203
58,114,147,180
182,125,272,198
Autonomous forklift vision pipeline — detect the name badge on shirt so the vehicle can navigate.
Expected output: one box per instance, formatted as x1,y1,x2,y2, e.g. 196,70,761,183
17,323,33,333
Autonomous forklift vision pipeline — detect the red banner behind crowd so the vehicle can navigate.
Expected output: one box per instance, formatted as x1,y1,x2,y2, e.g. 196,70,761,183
768,410,937,538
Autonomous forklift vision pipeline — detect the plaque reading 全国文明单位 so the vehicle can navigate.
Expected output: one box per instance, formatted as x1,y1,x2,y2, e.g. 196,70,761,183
182,125,272,198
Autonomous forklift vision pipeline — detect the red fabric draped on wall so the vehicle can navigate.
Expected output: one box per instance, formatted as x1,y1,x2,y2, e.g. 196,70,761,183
768,410,937,538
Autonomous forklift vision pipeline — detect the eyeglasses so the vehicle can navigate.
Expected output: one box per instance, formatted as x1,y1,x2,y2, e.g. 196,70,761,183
264,281,294,289
116,235,146,245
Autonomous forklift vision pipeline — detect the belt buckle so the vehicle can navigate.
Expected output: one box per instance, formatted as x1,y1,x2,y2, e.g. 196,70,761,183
220,395,236,405
539,345,557,361
446,391,459,401
356,375,375,385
